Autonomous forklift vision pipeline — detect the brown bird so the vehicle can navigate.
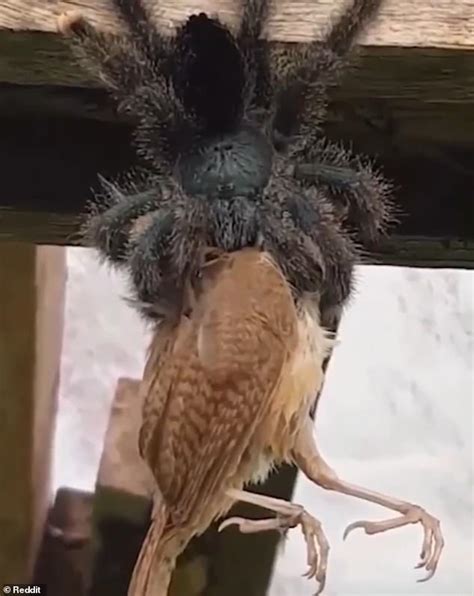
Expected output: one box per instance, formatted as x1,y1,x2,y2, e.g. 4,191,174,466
128,247,443,596
129,247,335,595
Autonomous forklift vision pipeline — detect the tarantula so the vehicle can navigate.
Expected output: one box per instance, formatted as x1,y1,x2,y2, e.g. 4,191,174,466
58,0,393,323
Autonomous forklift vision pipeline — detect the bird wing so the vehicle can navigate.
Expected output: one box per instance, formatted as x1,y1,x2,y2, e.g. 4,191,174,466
138,317,183,462
140,249,299,525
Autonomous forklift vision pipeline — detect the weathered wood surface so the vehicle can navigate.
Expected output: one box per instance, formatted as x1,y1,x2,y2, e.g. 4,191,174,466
0,0,473,109
0,243,66,583
34,488,94,596
1,0,472,47
0,209,83,246
368,237,474,270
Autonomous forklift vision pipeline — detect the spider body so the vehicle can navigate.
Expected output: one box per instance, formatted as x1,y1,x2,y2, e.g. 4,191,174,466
58,0,393,327
176,125,273,199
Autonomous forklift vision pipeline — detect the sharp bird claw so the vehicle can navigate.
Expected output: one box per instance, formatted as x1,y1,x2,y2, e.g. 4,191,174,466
342,506,444,582
342,519,367,540
219,507,329,594
217,516,241,533
297,511,329,594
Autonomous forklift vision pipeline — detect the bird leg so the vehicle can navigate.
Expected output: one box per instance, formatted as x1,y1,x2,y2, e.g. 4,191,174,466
292,419,444,582
220,488,329,594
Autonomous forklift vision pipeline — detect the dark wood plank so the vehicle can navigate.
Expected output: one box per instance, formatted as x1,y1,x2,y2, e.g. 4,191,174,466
34,488,94,596
0,115,472,267
0,1,473,149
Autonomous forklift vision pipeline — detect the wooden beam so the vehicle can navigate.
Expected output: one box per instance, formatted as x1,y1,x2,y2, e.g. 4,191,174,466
0,242,66,583
0,1,473,132
0,112,472,268
368,237,474,269
0,1,473,190
1,61,474,148
1,0,473,48
1,209,472,268
0,208,83,246
0,116,135,232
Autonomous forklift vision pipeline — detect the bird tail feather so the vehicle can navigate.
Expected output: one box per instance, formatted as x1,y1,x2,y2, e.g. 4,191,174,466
127,501,191,596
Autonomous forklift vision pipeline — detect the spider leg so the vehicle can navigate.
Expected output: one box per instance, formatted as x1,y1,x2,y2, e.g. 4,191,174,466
58,12,190,170
262,175,355,309
239,0,270,42
57,13,150,104
324,0,383,56
84,180,163,265
127,208,176,308
111,0,169,64
261,206,326,296
237,0,272,115
127,197,207,318
272,0,384,146
294,137,395,243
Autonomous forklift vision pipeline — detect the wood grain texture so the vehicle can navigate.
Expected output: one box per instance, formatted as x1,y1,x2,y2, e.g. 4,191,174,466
1,0,473,48
0,1,472,118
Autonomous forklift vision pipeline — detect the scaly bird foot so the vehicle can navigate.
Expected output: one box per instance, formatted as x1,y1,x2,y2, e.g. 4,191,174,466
219,515,292,537
343,505,444,582
220,494,329,595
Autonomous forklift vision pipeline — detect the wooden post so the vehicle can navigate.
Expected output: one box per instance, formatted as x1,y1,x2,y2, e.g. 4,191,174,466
88,378,154,596
34,487,94,596
0,243,66,583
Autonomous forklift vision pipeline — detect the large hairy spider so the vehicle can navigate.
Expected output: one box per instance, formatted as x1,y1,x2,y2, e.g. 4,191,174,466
58,0,393,324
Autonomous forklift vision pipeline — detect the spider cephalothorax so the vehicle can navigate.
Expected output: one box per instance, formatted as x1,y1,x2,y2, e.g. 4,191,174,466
58,0,393,323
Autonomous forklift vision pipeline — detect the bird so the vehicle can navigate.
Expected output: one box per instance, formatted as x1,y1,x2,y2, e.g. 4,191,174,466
128,246,335,595
126,246,443,596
